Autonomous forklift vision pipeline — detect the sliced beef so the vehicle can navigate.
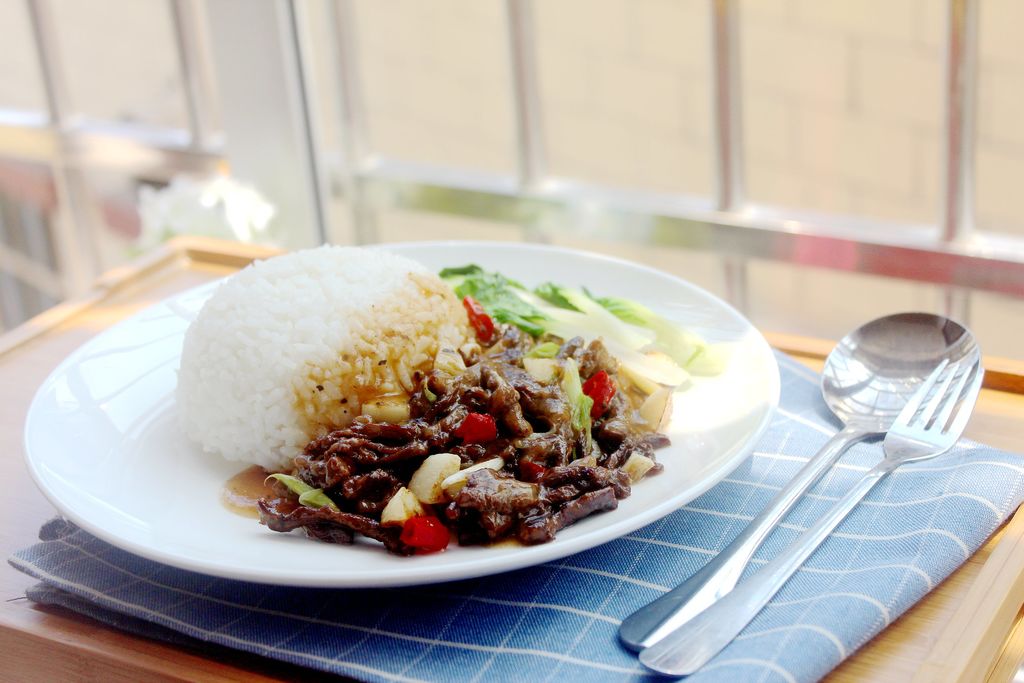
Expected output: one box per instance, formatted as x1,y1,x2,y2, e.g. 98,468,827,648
484,325,531,363
303,419,432,468
481,364,533,438
516,487,617,543
644,432,672,450
554,487,618,529
541,465,631,500
429,404,469,449
419,366,483,422
456,468,541,514
595,391,632,452
479,510,516,540
577,339,618,379
446,505,488,546
606,434,669,470
341,469,402,515
517,506,557,544
257,498,410,555
449,439,516,465
500,365,569,432
306,419,429,454
514,431,572,469
556,336,585,360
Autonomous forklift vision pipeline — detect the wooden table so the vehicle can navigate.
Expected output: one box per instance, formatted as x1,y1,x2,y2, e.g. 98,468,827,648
3,237,1024,682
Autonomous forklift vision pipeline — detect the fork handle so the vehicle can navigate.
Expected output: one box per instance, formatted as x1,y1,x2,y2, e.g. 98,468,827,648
619,424,874,651
639,459,898,676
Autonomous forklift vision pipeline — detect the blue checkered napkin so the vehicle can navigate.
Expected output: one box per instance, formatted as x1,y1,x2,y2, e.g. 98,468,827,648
11,353,1024,682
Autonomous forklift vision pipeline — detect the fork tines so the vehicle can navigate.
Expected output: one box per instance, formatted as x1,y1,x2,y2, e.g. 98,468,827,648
901,357,983,434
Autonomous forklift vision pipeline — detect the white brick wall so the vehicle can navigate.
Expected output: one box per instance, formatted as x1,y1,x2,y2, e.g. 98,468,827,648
632,0,710,73
740,0,946,226
0,0,188,129
5,0,1022,236
535,0,713,194
976,0,1024,234
0,2,45,112
793,0,921,45
741,21,850,107
976,147,1024,233
982,71,1024,148
856,43,943,131
353,0,515,174
978,0,1024,68
743,94,793,164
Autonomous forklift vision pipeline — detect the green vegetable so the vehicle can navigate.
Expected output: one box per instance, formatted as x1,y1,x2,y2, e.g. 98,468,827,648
423,385,437,402
298,488,340,511
441,267,546,336
434,348,467,376
440,264,726,387
586,290,647,326
561,358,593,452
265,473,313,496
438,264,485,278
266,473,340,511
590,294,723,373
684,342,731,376
534,282,581,311
525,341,560,358
450,267,654,351
532,284,651,350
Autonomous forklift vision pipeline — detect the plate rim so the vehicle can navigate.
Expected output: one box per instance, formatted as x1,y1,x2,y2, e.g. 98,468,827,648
23,240,780,587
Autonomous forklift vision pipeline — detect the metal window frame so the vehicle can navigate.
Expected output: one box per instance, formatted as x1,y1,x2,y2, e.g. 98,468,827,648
311,1,1017,293
0,0,1019,329
0,0,224,316
170,0,221,151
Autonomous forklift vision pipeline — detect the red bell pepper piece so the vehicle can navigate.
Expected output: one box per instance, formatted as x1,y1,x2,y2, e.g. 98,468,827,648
582,370,616,418
400,515,450,553
462,295,495,343
454,412,497,443
518,459,546,482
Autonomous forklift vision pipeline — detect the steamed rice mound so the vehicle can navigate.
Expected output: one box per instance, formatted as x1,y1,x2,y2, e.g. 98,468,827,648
177,246,470,471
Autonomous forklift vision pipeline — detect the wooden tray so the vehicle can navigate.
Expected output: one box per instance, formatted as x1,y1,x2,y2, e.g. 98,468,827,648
2,236,1023,682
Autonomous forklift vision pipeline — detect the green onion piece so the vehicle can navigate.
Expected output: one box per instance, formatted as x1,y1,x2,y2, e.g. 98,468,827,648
265,473,314,497
423,385,437,403
526,341,560,358
298,488,340,511
560,358,593,453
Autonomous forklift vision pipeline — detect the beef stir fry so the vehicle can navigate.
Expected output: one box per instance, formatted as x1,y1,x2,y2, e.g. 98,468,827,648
258,326,671,555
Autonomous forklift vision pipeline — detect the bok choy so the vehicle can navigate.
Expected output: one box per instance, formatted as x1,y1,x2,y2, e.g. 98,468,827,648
439,265,728,389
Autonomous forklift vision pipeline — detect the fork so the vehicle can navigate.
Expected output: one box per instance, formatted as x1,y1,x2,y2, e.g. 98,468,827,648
639,356,985,676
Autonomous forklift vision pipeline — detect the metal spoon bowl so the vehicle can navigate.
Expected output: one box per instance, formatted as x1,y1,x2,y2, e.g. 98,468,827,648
620,312,972,651
822,313,975,431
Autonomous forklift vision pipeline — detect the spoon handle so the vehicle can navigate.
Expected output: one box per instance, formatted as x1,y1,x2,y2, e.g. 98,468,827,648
619,424,873,651
639,460,896,676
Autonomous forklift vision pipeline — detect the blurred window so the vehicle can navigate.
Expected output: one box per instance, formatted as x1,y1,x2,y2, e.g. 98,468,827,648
0,1,47,117
50,0,189,130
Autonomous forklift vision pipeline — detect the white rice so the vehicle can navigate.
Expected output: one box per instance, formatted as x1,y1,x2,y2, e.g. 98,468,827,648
177,246,470,471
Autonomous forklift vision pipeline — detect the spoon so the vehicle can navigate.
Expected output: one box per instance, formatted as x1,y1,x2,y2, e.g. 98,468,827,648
619,312,973,651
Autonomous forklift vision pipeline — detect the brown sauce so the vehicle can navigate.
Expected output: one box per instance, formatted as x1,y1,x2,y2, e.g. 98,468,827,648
222,465,278,518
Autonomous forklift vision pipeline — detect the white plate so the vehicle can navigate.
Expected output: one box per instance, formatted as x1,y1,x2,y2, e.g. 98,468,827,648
25,241,779,587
